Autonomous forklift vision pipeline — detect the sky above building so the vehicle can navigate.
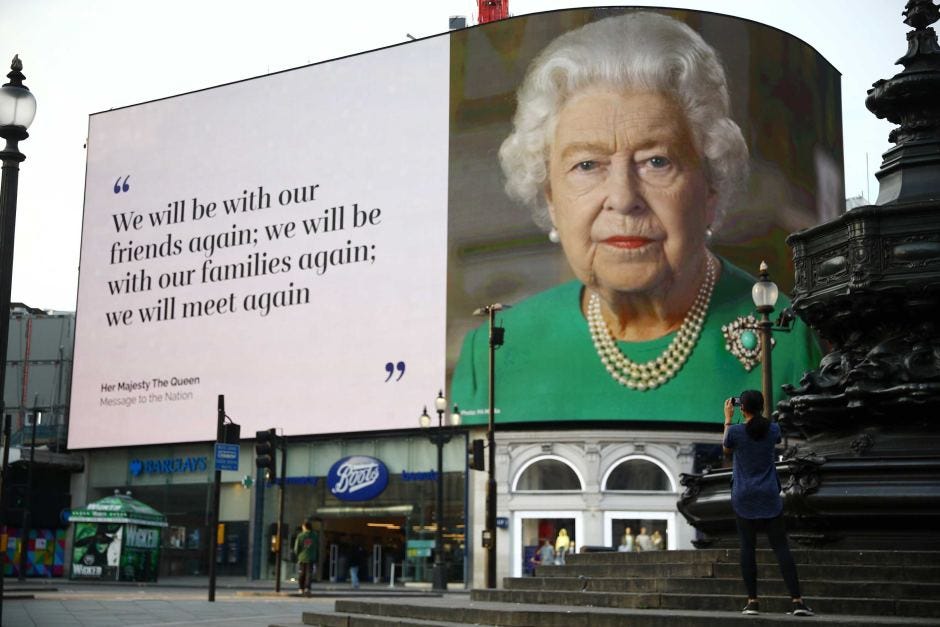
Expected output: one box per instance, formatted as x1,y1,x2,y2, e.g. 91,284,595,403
0,0,910,311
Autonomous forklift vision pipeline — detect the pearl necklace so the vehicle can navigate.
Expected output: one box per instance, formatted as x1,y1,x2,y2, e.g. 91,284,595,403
586,256,717,391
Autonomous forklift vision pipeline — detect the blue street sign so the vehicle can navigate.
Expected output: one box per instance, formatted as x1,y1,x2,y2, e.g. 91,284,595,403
214,443,239,471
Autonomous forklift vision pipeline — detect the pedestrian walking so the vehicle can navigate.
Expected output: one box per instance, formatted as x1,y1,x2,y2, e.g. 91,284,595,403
293,520,319,595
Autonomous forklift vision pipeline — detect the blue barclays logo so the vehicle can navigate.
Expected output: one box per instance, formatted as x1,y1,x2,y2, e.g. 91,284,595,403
130,456,208,476
327,456,388,501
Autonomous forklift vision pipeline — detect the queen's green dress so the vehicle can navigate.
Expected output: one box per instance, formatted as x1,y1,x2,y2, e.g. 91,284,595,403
452,259,821,425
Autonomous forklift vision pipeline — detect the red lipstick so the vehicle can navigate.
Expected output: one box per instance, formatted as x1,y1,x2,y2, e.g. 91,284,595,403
603,236,652,249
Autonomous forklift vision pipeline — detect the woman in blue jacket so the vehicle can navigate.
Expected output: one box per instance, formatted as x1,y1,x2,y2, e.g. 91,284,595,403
723,390,814,617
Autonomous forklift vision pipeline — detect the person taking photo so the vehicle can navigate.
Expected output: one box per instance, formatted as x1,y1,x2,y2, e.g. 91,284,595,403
723,390,814,617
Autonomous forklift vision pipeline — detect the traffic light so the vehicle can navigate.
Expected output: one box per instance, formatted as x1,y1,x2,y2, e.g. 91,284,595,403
255,428,277,483
468,439,485,471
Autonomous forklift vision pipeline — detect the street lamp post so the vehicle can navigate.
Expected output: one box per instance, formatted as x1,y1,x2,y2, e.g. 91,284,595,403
0,414,8,625
420,391,460,592
208,395,240,602
472,303,508,589
18,405,39,581
0,54,36,594
751,261,780,418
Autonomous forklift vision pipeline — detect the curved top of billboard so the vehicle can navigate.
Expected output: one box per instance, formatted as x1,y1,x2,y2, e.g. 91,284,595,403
70,7,840,449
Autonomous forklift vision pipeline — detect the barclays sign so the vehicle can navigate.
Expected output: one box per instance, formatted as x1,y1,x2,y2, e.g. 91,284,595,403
327,456,388,501
130,456,208,477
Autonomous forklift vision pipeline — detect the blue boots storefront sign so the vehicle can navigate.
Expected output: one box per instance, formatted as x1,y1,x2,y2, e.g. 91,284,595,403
327,456,388,501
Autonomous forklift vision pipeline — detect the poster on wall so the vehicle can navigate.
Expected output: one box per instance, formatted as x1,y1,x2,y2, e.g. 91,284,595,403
70,7,841,448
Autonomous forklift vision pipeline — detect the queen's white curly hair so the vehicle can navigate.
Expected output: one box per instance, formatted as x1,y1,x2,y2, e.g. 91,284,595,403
499,11,749,231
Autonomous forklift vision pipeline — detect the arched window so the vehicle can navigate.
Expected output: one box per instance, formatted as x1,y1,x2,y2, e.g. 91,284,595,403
603,457,673,492
514,457,583,491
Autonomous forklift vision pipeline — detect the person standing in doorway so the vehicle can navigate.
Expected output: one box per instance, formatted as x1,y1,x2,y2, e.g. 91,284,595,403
618,527,635,552
536,537,555,566
349,541,366,589
293,520,319,596
554,528,570,565
723,390,814,616
651,530,665,551
635,527,653,551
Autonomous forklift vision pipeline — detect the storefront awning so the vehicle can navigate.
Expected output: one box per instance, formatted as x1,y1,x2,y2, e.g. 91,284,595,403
70,492,168,527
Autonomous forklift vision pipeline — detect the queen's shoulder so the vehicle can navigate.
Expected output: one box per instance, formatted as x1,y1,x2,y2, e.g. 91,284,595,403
512,280,579,307
490,281,581,323
460,281,579,345
467,282,581,348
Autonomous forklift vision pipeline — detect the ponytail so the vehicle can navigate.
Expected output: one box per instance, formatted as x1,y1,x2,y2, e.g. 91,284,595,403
738,389,770,439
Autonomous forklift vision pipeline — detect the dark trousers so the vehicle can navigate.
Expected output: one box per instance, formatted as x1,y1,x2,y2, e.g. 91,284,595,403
298,561,314,591
735,515,801,599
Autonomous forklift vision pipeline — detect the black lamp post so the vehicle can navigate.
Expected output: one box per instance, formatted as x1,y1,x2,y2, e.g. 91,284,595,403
0,55,35,338
751,261,780,418
420,391,460,592
0,54,36,591
472,303,508,589
19,405,39,581
208,395,240,602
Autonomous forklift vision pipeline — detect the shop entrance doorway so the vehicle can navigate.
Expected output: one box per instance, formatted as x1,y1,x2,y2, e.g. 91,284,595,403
320,515,405,584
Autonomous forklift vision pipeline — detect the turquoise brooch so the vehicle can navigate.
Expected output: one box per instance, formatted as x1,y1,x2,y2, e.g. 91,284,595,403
722,315,774,371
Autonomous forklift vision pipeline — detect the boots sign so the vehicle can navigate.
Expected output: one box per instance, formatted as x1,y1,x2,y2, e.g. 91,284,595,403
327,456,388,501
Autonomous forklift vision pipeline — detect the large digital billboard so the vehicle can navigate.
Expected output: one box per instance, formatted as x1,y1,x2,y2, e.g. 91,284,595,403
70,8,841,448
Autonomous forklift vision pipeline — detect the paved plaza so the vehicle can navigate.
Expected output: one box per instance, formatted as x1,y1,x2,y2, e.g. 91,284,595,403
0,578,410,627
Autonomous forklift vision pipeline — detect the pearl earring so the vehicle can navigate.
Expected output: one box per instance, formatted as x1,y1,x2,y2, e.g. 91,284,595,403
705,226,714,240
549,228,560,243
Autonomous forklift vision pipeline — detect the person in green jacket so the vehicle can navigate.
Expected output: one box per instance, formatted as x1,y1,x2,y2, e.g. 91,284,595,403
293,520,319,595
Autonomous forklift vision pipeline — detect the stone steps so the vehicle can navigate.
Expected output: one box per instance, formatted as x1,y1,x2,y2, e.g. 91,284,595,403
295,597,940,627
473,589,940,618
504,575,940,600
567,549,940,567
536,561,940,582
283,550,940,626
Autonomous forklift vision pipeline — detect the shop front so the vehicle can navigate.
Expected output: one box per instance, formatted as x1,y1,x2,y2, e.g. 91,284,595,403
254,433,468,587
74,433,467,584
75,443,252,578
465,428,714,585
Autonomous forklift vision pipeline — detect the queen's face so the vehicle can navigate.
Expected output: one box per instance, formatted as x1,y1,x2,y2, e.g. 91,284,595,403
546,87,717,302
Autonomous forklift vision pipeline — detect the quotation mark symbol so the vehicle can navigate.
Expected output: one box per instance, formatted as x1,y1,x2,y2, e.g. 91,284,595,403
113,175,131,194
384,361,406,382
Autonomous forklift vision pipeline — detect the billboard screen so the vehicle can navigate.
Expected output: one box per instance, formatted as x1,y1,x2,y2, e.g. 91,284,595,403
70,8,841,448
